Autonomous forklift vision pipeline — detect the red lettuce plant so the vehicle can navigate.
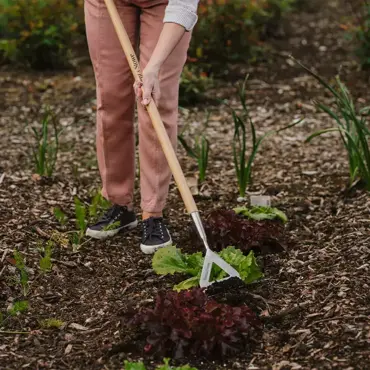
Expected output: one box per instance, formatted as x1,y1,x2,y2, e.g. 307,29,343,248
131,288,262,360
190,209,285,254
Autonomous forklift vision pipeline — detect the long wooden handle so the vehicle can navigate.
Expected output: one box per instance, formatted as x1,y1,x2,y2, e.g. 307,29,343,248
103,0,198,214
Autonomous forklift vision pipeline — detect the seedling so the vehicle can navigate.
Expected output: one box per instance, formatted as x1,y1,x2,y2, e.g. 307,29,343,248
28,107,63,177
13,250,29,296
8,301,29,316
53,207,67,226
39,240,53,273
178,111,210,183
53,189,112,248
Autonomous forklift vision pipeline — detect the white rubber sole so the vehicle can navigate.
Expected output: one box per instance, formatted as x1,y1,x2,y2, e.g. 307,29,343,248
140,237,172,255
86,220,138,240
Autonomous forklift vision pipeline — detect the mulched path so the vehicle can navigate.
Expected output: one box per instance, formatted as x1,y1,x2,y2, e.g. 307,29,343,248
0,0,369,369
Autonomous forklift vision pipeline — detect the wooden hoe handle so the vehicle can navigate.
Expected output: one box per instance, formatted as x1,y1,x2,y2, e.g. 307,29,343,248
103,0,198,214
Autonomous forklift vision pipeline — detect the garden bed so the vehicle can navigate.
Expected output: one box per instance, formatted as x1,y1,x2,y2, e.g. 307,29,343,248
0,0,369,369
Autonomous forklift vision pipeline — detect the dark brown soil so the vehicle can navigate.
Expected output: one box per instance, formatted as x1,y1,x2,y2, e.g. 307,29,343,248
1,0,369,369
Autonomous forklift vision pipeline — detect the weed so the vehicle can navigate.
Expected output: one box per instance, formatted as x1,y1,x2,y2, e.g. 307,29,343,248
28,107,62,178
88,190,111,221
39,240,53,273
53,189,111,247
8,300,29,316
39,318,64,329
292,57,370,189
13,250,29,296
53,207,67,225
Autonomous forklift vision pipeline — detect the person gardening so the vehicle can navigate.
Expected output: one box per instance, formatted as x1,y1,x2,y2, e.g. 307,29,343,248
84,0,199,254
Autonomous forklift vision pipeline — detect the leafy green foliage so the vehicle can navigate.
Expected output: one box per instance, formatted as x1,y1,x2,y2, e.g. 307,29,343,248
0,0,84,69
8,300,29,316
152,246,262,291
39,240,53,273
292,57,370,189
230,75,303,197
124,359,197,370
39,318,64,329
234,206,288,223
13,250,29,296
28,108,62,177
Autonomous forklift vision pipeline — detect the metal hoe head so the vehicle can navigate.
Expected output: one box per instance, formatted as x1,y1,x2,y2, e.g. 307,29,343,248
191,212,241,288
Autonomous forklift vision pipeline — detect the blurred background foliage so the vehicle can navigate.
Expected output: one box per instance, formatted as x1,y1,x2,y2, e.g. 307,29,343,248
0,0,368,103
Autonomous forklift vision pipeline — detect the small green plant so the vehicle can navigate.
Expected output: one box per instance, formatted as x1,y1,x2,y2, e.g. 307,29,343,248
39,318,64,329
230,75,302,197
152,245,262,291
292,57,370,189
53,189,111,247
39,240,53,273
72,196,87,245
88,190,111,221
53,207,67,226
234,205,288,223
124,358,197,370
8,300,29,316
29,107,62,177
178,112,210,183
13,250,29,296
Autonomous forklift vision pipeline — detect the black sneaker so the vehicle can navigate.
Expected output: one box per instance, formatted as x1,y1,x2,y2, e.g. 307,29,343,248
140,217,172,254
86,205,138,240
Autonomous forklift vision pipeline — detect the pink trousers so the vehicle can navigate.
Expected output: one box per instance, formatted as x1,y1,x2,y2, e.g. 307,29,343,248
84,0,191,212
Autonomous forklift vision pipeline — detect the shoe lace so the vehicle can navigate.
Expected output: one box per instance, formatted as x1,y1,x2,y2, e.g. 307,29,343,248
101,204,124,222
143,217,164,241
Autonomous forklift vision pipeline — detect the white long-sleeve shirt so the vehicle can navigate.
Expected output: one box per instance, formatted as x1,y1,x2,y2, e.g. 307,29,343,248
163,0,199,31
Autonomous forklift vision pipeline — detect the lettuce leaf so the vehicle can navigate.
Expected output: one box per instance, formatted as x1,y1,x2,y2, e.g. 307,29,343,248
233,206,288,223
152,245,262,291
152,245,202,276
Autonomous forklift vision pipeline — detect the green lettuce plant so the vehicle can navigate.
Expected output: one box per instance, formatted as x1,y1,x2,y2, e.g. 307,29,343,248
152,245,262,291
234,206,288,223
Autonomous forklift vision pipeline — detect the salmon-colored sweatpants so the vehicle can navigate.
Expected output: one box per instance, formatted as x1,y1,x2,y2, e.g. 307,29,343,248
84,0,191,212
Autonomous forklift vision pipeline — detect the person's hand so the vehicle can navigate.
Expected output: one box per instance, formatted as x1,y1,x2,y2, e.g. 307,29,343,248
133,64,160,106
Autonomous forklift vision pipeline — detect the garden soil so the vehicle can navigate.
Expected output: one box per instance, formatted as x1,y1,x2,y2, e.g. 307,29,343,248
0,0,369,369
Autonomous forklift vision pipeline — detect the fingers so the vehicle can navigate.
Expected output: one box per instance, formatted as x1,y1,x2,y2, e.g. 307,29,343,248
133,81,143,99
142,81,153,106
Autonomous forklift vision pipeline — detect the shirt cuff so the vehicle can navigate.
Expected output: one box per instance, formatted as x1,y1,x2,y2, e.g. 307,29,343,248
163,5,198,32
